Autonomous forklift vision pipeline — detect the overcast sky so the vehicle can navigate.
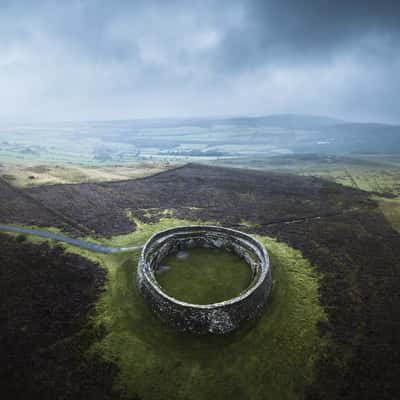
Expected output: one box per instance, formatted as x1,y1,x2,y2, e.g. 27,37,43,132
0,0,399,123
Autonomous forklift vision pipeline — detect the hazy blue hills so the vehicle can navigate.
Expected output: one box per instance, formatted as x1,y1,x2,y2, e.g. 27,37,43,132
2,114,400,166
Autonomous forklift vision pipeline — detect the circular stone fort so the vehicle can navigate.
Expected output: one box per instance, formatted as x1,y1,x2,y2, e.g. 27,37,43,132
137,226,272,335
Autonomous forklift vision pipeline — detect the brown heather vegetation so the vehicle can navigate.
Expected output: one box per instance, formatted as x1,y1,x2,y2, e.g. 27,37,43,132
0,234,124,400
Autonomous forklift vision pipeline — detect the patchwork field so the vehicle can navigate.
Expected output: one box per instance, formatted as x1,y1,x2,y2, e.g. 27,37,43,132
214,153,400,195
2,117,400,167
1,163,399,400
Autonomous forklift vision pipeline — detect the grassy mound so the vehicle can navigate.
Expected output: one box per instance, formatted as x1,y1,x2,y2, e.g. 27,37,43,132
73,218,327,400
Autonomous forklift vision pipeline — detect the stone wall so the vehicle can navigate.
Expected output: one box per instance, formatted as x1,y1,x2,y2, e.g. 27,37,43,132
136,225,272,335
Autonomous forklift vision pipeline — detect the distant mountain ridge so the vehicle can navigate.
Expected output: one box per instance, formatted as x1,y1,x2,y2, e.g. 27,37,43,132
238,114,345,129
9,113,397,131
83,113,345,130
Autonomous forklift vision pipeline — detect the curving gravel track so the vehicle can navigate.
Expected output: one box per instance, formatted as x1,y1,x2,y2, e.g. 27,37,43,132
0,224,142,253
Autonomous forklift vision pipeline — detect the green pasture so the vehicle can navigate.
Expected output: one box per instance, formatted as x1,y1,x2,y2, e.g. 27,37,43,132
157,247,252,304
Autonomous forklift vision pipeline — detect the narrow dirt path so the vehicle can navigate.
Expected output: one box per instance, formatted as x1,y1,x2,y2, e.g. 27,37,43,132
0,224,142,253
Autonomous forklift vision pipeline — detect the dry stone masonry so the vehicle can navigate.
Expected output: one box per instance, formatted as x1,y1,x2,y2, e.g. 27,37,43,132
137,225,272,335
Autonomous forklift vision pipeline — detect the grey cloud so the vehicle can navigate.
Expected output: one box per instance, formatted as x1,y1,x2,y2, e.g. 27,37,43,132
216,0,400,69
0,0,399,122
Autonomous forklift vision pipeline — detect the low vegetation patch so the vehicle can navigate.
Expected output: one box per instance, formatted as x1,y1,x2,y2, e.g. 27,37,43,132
0,162,172,187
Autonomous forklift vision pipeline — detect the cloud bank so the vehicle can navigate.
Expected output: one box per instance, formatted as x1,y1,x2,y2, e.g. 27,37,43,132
0,0,399,122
